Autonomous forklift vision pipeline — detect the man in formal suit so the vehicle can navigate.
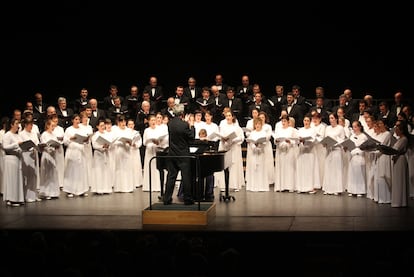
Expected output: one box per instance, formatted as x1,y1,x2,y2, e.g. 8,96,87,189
390,91,407,117
73,87,90,114
125,85,141,118
223,86,243,125
351,99,369,130
56,96,74,130
135,100,153,166
378,101,397,129
103,84,125,112
195,86,215,115
163,103,196,205
311,86,333,111
248,91,272,124
292,84,312,116
107,96,129,124
212,73,229,94
210,85,227,124
183,76,203,114
33,92,47,131
143,76,164,112
161,97,177,120
268,84,287,128
88,98,107,132
173,85,190,112
310,96,331,125
283,92,304,127
236,75,254,124
343,88,359,116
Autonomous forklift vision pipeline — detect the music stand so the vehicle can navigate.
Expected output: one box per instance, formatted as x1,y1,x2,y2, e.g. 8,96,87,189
219,169,235,202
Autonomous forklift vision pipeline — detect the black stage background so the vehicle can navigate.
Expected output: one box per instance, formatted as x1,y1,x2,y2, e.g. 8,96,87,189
1,1,412,117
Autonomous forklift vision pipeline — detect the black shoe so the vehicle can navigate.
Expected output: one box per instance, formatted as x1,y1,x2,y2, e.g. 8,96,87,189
184,199,195,205
163,196,172,205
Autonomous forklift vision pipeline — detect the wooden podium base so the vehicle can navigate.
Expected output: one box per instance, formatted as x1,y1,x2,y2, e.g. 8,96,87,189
142,202,216,226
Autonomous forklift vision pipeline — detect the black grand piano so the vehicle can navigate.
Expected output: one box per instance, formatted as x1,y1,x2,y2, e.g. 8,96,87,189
155,139,226,204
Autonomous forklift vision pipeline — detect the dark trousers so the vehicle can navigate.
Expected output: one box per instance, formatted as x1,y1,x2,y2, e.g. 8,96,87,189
203,175,215,200
164,157,193,203
224,168,230,193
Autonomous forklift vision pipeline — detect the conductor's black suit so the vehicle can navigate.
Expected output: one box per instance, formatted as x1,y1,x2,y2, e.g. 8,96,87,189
163,113,196,205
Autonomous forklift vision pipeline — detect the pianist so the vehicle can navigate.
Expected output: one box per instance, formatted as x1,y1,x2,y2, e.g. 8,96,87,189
190,128,216,201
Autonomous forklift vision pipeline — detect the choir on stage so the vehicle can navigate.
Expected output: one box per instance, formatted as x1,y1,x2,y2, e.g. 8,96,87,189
0,79,413,208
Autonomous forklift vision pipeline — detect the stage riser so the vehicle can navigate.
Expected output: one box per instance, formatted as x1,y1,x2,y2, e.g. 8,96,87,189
142,203,216,226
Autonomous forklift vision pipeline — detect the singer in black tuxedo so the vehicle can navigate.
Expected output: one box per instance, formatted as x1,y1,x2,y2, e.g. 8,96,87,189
163,104,196,205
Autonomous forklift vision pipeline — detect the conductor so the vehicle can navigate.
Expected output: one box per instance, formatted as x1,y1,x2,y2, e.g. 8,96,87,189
163,103,196,205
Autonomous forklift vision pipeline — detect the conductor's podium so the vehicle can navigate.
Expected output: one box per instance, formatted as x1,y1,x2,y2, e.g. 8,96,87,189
142,202,216,226
142,151,224,226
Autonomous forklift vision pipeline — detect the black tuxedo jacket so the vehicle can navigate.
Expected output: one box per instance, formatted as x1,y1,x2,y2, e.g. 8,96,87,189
248,101,272,119
89,108,107,131
161,107,176,120
184,86,203,113
108,105,129,124
73,98,89,114
236,85,254,104
167,117,195,156
310,106,330,125
56,108,75,130
283,104,304,127
223,97,243,118
143,85,164,111
174,95,191,110
103,95,125,111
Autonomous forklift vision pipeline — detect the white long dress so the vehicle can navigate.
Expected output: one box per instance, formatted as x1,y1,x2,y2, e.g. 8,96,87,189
62,125,89,196
19,128,40,202
313,122,326,189
262,123,274,185
296,126,320,193
273,126,298,192
39,131,61,198
142,126,163,192
391,136,409,208
245,129,268,191
346,132,368,195
52,125,65,188
130,129,143,188
0,129,5,195
80,123,94,188
103,127,117,188
322,125,346,194
2,131,24,204
112,127,134,193
90,130,113,194
407,130,414,198
365,129,378,200
218,121,245,191
373,131,393,204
